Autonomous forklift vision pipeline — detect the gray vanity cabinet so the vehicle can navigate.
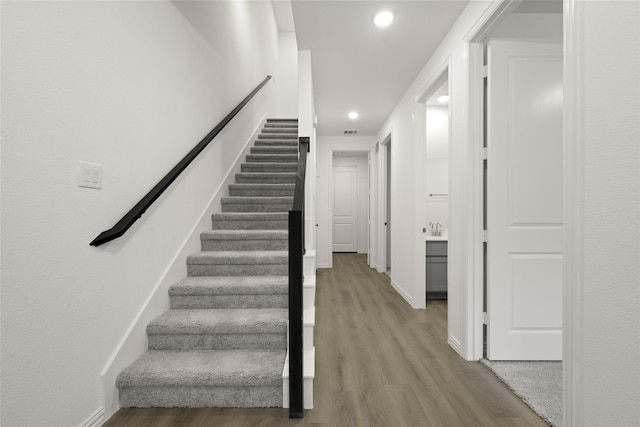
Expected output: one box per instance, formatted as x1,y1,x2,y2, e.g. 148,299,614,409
426,241,448,299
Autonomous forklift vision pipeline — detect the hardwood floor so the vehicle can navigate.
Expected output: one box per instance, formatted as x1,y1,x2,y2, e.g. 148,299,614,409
104,253,547,427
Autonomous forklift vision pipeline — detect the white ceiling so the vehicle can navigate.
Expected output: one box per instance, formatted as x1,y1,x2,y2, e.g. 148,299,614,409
290,0,468,136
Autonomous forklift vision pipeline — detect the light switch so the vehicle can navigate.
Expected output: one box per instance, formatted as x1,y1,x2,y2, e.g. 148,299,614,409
79,161,102,189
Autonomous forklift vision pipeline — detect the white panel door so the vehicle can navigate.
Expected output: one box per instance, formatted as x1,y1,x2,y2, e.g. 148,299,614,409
487,40,563,360
333,166,358,252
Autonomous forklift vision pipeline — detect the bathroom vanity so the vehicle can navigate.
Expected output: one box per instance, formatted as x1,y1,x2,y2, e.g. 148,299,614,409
426,238,448,299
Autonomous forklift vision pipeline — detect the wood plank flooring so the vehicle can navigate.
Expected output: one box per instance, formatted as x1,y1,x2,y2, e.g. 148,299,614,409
103,253,547,427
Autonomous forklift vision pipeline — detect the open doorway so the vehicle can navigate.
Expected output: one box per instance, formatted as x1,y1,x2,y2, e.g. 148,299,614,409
481,7,564,362
377,135,392,275
425,82,450,303
385,139,391,276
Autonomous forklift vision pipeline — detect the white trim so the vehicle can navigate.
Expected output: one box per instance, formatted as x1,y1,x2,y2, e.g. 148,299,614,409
413,57,452,311
448,336,462,355
100,113,268,419
463,0,531,362
79,408,104,427
563,0,584,425
464,0,521,43
390,279,413,307
378,131,392,274
468,41,486,361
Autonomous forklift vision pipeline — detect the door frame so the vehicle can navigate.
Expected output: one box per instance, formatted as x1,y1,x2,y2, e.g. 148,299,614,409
377,133,392,274
414,58,452,311
328,149,371,268
465,0,579,424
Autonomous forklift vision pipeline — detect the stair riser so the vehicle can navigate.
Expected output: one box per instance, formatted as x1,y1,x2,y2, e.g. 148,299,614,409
148,333,286,351
119,386,282,408
246,155,299,163
229,188,294,197
170,295,288,310
202,239,288,251
241,164,298,173
221,203,291,213
235,174,297,184
211,219,288,230
188,264,288,277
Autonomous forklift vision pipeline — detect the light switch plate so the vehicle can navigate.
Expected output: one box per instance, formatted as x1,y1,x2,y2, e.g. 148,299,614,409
79,161,102,189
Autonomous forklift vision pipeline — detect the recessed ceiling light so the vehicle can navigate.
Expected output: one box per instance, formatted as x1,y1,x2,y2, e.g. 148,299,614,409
374,9,395,28
437,95,450,103
348,111,359,120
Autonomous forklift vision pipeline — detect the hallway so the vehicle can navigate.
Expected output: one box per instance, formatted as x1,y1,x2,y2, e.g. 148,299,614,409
104,253,545,426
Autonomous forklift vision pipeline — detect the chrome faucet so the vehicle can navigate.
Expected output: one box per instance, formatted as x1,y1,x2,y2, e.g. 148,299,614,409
435,223,442,237
428,222,434,235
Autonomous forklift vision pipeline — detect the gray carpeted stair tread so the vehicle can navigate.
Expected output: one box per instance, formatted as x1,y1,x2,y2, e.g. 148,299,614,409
147,308,288,335
235,172,297,183
221,196,292,213
257,134,297,140
254,140,299,147
262,128,297,134
228,183,295,197
210,212,288,230
169,276,288,296
187,251,288,265
201,230,288,241
211,212,289,221
246,154,298,163
264,124,297,129
221,196,293,204
241,163,298,172
117,349,286,388
250,146,298,154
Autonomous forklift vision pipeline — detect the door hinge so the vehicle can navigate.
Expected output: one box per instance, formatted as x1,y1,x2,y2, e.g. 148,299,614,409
482,230,488,242
482,65,488,79
481,147,488,160
482,312,489,325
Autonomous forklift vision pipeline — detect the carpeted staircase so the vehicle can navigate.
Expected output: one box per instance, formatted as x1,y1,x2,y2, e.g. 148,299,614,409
116,119,300,408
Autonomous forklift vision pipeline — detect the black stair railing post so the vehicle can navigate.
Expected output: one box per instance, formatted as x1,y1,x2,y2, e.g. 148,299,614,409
289,136,309,419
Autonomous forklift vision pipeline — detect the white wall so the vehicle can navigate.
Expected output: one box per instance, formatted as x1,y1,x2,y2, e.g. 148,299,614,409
316,136,375,268
491,12,563,40
567,1,640,425
276,32,299,118
425,106,450,229
0,1,280,426
333,154,369,254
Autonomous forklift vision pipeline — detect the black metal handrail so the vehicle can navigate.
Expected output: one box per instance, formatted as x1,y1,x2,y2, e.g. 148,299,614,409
289,136,310,418
90,76,272,246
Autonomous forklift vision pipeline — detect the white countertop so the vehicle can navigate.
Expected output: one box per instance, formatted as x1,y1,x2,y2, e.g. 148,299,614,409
426,235,448,241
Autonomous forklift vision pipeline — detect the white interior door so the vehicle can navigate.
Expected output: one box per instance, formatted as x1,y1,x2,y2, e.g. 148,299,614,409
487,40,563,360
332,166,358,252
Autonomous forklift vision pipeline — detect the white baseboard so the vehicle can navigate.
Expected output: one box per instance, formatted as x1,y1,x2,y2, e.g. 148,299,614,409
80,408,104,427
390,279,414,307
100,113,268,420
448,336,463,356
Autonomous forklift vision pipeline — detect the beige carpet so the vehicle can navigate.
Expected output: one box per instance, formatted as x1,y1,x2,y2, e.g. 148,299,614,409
481,359,562,427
